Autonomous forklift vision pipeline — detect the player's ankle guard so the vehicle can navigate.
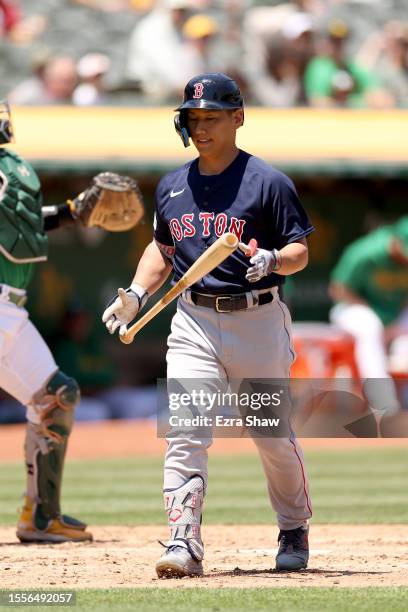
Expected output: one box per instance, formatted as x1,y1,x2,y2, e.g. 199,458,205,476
163,475,205,561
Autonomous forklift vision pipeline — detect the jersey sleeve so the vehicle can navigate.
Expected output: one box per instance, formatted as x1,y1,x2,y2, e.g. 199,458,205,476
267,173,315,249
153,178,175,257
330,243,370,293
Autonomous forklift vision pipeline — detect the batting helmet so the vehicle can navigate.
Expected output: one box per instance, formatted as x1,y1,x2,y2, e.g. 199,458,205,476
174,73,244,147
0,101,14,145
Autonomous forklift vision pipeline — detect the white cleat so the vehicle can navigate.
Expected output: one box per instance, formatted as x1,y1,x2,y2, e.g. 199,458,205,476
156,541,203,578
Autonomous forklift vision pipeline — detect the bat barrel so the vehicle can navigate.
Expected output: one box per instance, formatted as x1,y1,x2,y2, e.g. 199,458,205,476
223,233,239,248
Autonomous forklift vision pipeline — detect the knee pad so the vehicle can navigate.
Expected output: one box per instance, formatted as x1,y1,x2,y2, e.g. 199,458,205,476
164,476,205,560
44,370,80,412
30,370,80,443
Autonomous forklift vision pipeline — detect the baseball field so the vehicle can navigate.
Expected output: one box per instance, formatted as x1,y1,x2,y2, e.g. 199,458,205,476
0,421,408,611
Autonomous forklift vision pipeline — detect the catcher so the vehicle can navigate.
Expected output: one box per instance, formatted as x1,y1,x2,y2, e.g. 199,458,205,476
0,101,143,543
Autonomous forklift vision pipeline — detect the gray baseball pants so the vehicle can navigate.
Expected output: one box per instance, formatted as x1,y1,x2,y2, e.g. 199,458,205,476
164,289,312,530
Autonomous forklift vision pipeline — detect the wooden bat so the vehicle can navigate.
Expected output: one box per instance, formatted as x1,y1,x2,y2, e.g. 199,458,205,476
120,232,239,344
238,238,258,257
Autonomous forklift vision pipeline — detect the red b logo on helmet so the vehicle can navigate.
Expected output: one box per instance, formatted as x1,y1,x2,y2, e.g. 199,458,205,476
193,83,204,99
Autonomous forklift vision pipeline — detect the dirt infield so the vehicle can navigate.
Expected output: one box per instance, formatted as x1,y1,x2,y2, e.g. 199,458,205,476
1,420,408,462
1,525,408,589
1,421,408,590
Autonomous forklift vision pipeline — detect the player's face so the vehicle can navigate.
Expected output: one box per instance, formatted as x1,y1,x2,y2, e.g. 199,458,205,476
187,109,243,158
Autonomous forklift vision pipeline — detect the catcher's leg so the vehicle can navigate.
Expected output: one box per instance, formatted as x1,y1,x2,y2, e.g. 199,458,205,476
16,370,93,543
0,304,91,543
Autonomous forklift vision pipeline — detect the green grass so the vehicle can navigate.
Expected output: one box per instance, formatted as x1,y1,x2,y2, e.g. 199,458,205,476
1,588,408,612
0,447,407,525
1,450,407,611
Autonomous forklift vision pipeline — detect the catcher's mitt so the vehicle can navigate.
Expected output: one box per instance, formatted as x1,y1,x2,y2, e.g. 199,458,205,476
70,172,144,232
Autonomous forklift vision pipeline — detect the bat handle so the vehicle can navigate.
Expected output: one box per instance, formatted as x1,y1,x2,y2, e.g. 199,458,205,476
239,238,258,257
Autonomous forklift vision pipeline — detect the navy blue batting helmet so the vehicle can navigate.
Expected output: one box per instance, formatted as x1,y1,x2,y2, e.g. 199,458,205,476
174,73,244,147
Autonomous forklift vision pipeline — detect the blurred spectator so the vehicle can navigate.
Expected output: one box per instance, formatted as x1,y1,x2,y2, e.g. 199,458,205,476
0,0,21,36
242,1,322,106
329,216,408,416
357,20,408,108
8,55,78,104
0,0,46,44
73,0,136,11
206,1,248,96
125,0,198,101
73,52,112,105
181,13,219,74
7,48,51,104
255,13,315,106
304,19,390,108
127,0,156,11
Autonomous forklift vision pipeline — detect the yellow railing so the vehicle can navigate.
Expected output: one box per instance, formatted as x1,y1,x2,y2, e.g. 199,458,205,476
10,106,408,163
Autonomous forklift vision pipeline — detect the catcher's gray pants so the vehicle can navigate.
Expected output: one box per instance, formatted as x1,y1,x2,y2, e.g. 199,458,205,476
164,292,312,531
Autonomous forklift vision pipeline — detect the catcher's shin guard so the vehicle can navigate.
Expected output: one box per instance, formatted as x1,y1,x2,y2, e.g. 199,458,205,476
156,476,205,577
17,371,92,543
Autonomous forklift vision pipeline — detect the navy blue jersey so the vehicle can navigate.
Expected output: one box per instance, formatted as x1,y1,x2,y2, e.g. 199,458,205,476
154,150,314,294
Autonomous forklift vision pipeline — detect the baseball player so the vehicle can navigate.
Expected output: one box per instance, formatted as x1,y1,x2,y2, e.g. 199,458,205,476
0,101,142,543
329,217,408,416
103,73,314,577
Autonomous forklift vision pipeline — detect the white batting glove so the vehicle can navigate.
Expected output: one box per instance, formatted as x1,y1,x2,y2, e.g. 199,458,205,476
246,248,281,283
102,283,148,336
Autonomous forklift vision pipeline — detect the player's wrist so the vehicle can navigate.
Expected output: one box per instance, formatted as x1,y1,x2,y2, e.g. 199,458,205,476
267,249,282,274
129,282,148,309
272,248,282,271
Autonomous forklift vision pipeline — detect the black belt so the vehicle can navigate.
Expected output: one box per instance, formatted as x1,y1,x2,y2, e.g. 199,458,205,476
189,290,275,313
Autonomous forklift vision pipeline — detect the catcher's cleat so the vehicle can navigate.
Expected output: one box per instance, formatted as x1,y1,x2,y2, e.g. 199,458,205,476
156,540,204,578
16,497,93,543
275,526,309,571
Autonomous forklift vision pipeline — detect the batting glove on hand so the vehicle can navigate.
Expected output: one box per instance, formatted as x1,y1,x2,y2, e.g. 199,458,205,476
102,283,148,336
246,248,281,283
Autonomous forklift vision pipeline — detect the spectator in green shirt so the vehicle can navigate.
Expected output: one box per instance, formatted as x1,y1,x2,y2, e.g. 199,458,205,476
304,19,390,108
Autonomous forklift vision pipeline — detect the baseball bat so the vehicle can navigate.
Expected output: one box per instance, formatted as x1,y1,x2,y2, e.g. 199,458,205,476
120,232,239,344
238,238,258,257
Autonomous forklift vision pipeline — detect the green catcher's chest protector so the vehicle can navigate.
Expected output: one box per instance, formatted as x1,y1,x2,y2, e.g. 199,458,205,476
0,149,48,263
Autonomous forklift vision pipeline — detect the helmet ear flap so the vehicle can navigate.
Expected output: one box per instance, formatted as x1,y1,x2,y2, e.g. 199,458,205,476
174,112,190,148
